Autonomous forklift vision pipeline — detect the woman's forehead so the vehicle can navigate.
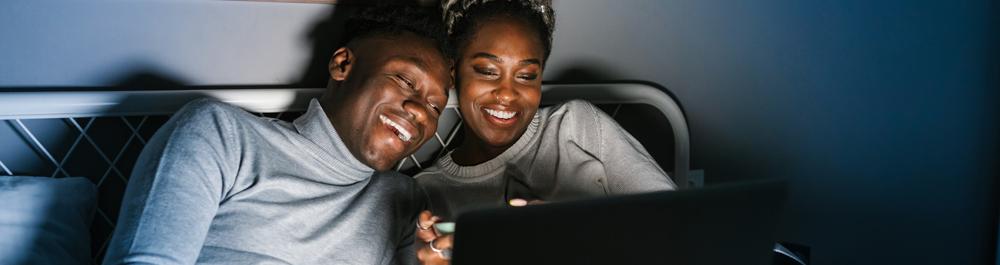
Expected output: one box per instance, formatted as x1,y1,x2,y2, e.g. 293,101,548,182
464,20,544,60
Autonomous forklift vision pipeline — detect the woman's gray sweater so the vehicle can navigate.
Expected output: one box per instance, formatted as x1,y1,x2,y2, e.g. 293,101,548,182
415,100,676,221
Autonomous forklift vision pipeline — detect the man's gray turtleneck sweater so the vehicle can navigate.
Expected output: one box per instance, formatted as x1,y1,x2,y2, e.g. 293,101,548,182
103,98,421,265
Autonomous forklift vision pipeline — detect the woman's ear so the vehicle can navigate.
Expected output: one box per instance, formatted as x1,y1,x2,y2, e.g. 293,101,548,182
329,47,354,81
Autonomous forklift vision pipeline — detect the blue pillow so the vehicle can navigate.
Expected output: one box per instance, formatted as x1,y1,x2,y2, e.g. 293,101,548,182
0,176,96,265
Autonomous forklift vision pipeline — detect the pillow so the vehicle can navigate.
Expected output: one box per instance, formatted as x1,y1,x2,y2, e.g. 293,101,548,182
0,176,96,265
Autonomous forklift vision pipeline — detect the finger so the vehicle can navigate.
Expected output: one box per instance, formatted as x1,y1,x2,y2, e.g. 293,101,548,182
418,210,434,227
416,229,437,243
434,234,454,250
416,225,437,243
417,244,449,265
419,211,442,227
416,211,440,243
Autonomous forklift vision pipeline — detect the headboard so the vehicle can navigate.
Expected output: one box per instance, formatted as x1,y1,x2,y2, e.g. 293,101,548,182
0,82,689,263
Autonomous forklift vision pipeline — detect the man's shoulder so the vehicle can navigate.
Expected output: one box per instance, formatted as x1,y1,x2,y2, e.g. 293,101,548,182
175,98,251,120
171,98,268,131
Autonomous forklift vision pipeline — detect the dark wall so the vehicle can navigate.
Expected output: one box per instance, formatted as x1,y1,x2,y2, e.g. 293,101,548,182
548,1,998,264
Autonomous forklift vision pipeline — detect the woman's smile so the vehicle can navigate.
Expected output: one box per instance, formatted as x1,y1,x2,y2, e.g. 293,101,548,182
480,105,519,127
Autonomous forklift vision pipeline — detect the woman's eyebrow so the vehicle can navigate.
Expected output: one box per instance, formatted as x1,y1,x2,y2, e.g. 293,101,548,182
519,58,541,66
472,52,540,67
472,52,501,63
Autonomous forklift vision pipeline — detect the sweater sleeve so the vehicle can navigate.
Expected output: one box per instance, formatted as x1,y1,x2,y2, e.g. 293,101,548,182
393,191,424,265
103,99,239,265
576,100,676,193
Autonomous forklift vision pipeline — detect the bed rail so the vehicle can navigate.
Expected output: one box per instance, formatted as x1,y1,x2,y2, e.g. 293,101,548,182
0,82,689,186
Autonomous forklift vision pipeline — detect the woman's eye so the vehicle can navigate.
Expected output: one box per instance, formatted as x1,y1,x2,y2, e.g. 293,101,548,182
473,67,499,78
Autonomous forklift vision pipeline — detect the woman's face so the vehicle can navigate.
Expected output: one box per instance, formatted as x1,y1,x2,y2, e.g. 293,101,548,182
456,16,545,149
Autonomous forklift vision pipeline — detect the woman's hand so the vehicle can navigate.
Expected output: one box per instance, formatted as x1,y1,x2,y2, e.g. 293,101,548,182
508,198,545,207
417,234,453,265
416,210,441,243
416,210,451,265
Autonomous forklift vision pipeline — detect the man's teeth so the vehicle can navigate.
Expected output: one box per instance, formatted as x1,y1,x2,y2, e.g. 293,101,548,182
379,115,412,142
485,108,516,119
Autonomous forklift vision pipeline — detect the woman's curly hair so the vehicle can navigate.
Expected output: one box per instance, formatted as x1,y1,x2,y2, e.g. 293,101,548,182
443,0,555,64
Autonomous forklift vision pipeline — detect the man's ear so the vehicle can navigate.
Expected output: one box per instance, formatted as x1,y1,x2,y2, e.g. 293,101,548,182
329,47,354,81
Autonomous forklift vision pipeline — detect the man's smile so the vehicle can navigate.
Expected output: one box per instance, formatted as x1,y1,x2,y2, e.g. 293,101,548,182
379,113,415,143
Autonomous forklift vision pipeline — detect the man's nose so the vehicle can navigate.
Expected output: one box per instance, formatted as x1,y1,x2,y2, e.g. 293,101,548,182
403,99,437,131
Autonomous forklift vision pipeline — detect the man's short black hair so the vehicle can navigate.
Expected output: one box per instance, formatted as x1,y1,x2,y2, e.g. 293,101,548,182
344,4,452,61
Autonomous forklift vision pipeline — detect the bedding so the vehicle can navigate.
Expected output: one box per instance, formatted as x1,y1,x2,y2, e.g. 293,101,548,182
0,176,96,265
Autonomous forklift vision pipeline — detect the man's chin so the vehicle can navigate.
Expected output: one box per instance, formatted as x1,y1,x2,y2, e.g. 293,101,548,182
363,150,409,172
364,158,397,172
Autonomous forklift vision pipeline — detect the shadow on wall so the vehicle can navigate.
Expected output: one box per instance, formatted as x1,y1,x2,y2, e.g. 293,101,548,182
295,0,439,87
294,2,357,88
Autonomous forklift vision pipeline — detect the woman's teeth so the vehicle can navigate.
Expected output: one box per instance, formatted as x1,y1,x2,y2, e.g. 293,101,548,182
379,114,412,142
485,108,516,119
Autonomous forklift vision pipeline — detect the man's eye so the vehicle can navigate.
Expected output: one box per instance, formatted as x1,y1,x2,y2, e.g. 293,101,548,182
517,73,538,81
429,103,441,115
396,74,415,90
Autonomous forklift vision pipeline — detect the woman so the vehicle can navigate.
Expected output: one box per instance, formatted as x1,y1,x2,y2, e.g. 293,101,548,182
415,0,676,262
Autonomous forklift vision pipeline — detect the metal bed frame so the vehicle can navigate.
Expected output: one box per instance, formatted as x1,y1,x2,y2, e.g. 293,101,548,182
0,82,690,186
0,82,689,263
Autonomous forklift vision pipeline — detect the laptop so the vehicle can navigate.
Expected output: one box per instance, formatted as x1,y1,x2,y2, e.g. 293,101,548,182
450,179,788,265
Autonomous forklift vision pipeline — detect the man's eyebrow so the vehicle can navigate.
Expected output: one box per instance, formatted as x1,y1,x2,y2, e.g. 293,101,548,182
390,55,430,74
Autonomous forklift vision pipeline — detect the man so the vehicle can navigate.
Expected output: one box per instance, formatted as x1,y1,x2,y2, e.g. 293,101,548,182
103,5,451,264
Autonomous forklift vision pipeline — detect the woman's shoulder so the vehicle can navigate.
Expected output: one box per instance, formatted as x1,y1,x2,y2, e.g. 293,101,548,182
413,163,454,187
543,99,600,116
413,166,445,180
541,99,611,132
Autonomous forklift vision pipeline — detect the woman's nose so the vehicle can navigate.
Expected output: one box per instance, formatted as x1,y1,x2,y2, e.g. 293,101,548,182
493,78,518,104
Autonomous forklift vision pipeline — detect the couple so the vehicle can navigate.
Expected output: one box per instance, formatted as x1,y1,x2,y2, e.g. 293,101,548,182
103,1,674,265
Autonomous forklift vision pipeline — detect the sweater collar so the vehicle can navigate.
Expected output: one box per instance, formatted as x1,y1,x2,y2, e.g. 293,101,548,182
293,99,374,181
436,111,542,178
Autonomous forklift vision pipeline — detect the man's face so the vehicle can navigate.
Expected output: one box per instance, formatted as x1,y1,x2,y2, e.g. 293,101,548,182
323,32,451,172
